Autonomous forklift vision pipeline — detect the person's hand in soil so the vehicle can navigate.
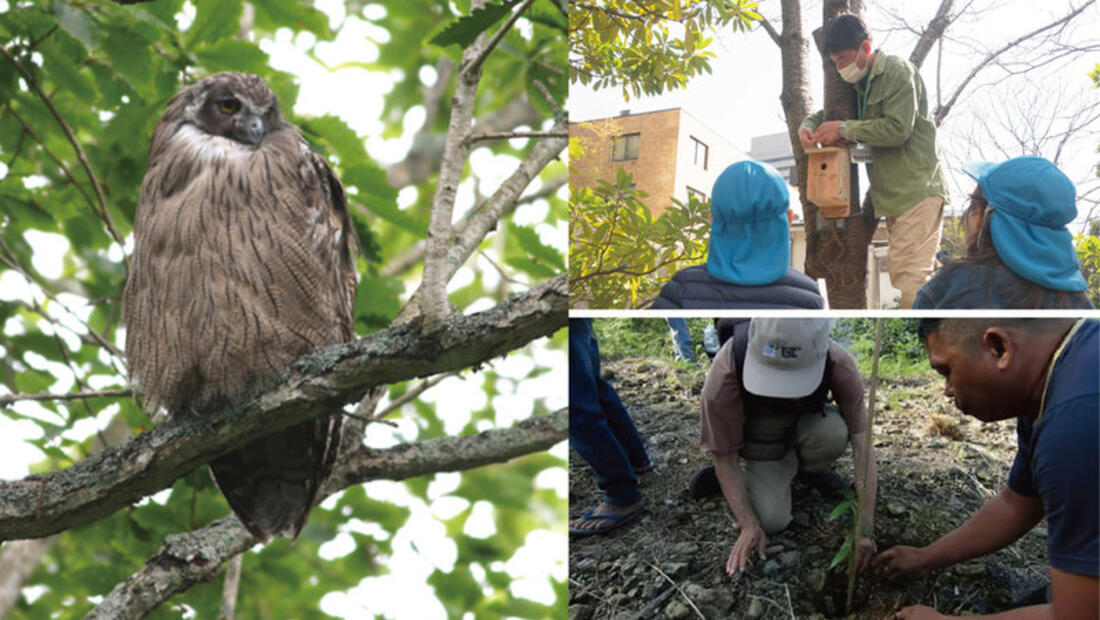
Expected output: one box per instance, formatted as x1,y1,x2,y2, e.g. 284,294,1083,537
854,535,876,573
873,544,930,578
894,604,946,619
727,523,767,575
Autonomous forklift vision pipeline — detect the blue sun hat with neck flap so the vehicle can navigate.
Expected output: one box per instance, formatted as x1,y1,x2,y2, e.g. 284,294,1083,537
706,160,791,286
963,156,1086,292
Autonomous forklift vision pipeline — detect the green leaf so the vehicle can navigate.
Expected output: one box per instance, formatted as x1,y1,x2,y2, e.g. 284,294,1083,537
430,1,515,48
828,535,853,570
53,3,99,52
193,39,270,74
507,222,565,270
185,0,243,46
100,24,157,98
827,499,852,522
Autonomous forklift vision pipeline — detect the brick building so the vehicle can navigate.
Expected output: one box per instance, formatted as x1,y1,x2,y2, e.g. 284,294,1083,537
570,108,747,216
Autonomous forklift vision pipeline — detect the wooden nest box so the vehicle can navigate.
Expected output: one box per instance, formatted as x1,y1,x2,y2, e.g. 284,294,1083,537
805,146,850,218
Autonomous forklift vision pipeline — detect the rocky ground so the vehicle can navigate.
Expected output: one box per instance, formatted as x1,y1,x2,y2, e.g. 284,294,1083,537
568,357,1049,620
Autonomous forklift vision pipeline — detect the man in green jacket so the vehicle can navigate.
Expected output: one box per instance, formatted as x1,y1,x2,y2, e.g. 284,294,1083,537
799,14,948,309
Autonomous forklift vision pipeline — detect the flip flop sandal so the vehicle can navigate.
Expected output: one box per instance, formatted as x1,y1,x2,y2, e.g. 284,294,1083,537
569,502,646,537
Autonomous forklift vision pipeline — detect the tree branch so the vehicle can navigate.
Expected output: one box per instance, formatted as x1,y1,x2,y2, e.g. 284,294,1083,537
0,43,127,271
382,175,565,278
908,0,954,69
758,15,782,47
0,388,131,409
933,1,1094,124
462,0,538,78
88,408,568,618
467,130,568,144
0,275,567,542
418,24,491,327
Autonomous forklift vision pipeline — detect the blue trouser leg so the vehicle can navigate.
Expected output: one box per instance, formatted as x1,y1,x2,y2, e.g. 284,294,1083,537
666,317,695,362
569,319,647,506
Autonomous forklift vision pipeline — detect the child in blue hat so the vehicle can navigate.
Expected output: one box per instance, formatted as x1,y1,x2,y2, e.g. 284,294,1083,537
914,156,1093,309
651,161,824,309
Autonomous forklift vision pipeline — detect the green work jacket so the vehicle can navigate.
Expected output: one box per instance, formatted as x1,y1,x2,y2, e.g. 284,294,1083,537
802,51,948,217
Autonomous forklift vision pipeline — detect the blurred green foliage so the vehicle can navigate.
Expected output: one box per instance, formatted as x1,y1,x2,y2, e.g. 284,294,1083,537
569,169,710,309
569,0,760,100
0,0,565,617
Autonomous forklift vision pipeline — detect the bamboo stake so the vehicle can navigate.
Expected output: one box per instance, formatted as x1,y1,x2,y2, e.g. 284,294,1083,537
847,317,881,611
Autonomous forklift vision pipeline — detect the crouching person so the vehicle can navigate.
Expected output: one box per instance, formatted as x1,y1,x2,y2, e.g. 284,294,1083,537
694,318,878,575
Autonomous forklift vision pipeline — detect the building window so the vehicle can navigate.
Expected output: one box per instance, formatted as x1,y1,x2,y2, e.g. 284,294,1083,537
686,186,706,203
691,136,709,170
611,133,640,161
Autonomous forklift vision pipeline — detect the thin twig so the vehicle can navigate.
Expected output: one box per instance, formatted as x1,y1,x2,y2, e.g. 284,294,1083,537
462,0,538,78
0,43,128,272
0,389,131,409
645,560,705,620
217,554,243,620
467,130,568,144
366,371,462,420
533,79,563,121
477,249,528,287
0,236,126,362
784,583,796,620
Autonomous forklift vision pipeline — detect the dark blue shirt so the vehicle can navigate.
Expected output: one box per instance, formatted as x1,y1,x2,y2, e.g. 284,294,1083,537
650,265,824,310
1007,320,1099,576
915,258,1094,310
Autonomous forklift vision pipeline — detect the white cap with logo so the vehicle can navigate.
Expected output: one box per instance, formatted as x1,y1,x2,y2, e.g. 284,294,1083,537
741,318,832,398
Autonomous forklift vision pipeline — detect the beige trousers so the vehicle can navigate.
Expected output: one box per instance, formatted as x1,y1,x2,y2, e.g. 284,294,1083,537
885,196,944,309
743,407,849,534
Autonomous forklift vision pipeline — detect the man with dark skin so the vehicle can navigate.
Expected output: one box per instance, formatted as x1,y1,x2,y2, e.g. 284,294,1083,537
875,319,1098,619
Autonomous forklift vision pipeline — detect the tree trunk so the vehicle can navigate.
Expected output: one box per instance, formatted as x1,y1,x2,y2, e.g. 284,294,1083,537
779,0,812,250
803,0,872,309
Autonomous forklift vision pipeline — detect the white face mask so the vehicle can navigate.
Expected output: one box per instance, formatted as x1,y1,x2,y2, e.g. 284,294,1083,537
838,47,870,83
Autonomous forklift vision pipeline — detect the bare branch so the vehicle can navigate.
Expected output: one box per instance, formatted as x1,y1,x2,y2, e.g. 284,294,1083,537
217,554,243,620
382,176,565,278
758,15,782,47
463,0,538,78
89,408,568,617
0,388,131,409
934,1,1095,124
0,275,567,542
467,130,568,144
418,25,491,327
909,0,954,69
368,371,462,420
0,44,127,271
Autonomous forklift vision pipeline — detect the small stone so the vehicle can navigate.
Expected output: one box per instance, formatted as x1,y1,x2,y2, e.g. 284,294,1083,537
808,568,827,593
779,550,799,567
682,583,715,604
575,558,596,571
747,597,765,618
664,600,691,619
887,502,907,517
955,563,986,577
670,542,699,556
568,604,594,620
763,559,781,575
766,544,784,555
663,561,689,579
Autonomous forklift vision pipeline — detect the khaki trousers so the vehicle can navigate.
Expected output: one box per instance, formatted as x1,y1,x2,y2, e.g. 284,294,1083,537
743,407,849,534
885,196,944,309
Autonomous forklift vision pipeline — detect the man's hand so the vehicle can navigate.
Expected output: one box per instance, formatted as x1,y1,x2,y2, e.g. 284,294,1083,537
895,605,946,619
799,126,817,150
854,535,876,573
812,120,845,146
874,544,931,578
727,524,767,575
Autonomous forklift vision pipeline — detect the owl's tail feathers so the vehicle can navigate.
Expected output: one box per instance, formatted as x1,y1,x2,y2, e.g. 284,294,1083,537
209,417,339,542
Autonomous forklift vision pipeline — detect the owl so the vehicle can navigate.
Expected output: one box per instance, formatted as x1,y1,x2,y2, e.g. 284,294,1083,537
122,72,359,541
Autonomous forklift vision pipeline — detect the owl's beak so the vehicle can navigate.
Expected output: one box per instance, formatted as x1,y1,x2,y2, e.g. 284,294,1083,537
235,114,265,147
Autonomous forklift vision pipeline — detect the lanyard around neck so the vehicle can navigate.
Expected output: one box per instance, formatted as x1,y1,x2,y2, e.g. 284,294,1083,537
1036,319,1085,425
854,78,870,121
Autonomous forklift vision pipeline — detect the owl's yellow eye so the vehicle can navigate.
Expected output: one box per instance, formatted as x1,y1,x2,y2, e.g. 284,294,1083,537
263,108,273,121
217,98,241,115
